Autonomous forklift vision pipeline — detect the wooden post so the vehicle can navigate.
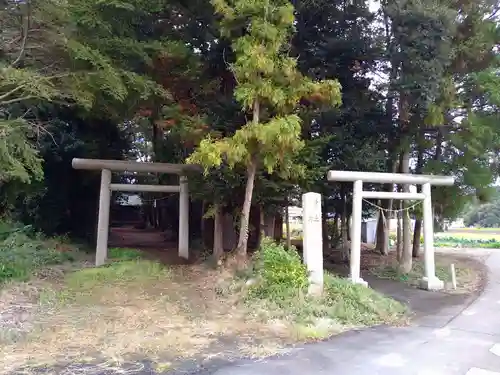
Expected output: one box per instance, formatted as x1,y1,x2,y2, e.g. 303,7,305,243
96,169,112,266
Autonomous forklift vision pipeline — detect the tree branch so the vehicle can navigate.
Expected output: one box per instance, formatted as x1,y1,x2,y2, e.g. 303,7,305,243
0,96,37,106
11,0,31,68
0,85,28,101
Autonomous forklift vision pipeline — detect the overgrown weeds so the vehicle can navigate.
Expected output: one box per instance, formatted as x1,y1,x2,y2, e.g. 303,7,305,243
244,238,407,333
249,238,308,299
0,221,76,284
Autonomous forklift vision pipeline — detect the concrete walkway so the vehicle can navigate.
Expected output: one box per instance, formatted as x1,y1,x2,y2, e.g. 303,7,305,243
194,250,500,375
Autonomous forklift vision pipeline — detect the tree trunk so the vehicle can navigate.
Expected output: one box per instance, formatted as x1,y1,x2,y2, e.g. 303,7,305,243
285,203,291,249
375,209,386,255
213,203,224,261
200,200,206,243
346,213,351,242
152,121,163,162
264,214,276,238
399,149,412,273
157,204,162,228
258,205,267,246
375,200,392,256
412,142,425,258
322,207,329,253
341,213,349,262
152,200,159,228
332,213,339,238
375,160,396,255
412,219,422,258
235,99,260,257
340,192,350,262
377,9,399,256
236,159,258,256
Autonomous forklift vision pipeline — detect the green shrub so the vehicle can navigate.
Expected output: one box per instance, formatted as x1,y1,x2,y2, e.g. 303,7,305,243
322,274,407,325
0,222,74,284
243,238,406,333
249,237,308,300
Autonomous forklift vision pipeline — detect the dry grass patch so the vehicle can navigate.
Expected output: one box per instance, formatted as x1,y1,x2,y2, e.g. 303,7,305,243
0,260,289,373
368,251,485,294
0,243,407,374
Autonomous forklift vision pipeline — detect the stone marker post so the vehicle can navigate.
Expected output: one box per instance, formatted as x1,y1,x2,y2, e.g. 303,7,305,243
96,169,111,266
302,192,323,295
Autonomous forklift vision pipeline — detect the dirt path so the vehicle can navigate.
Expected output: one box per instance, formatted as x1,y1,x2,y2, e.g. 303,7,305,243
108,226,193,265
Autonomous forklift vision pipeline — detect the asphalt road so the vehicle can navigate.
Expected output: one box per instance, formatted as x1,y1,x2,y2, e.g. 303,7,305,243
196,249,500,375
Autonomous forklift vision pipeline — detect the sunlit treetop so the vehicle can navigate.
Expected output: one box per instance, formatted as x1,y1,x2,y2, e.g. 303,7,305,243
188,0,341,174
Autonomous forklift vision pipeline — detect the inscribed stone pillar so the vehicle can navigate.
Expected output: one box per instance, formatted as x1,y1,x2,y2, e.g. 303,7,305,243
302,192,323,295
178,176,189,259
96,169,111,266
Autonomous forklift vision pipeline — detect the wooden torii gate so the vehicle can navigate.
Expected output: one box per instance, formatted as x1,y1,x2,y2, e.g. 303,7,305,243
72,158,200,266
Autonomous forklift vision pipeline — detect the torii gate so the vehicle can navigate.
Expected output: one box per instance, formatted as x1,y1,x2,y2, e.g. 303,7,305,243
327,170,454,291
72,158,200,266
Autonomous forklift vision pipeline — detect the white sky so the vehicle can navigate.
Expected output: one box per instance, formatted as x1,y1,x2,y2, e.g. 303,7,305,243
368,0,380,12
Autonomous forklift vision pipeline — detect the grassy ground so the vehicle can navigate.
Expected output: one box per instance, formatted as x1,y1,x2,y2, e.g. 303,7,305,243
446,227,500,232
436,231,500,241
367,251,485,294
0,238,407,375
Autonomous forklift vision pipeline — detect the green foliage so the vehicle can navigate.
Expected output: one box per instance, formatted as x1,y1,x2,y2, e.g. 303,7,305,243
463,189,500,228
0,0,499,265
245,239,406,327
0,221,75,284
386,0,456,104
249,237,308,299
0,0,170,111
0,119,43,184
464,202,500,228
0,0,178,188
189,115,305,175
189,0,341,174
419,1,500,219
0,66,64,105
188,0,341,254
1,107,131,238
